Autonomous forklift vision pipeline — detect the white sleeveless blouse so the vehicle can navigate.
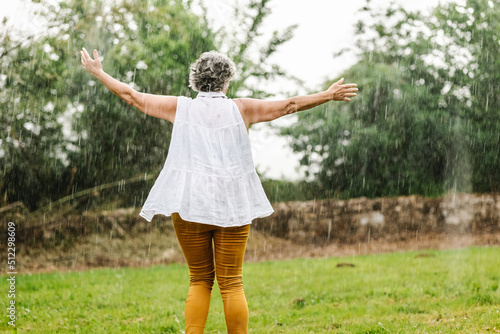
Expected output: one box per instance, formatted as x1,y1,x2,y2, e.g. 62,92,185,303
139,91,274,227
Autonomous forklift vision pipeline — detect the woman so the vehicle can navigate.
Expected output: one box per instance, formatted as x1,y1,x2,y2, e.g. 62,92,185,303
80,48,357,334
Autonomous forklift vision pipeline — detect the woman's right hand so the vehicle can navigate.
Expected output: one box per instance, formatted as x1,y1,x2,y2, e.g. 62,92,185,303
80,48,103,77
326,78,358,102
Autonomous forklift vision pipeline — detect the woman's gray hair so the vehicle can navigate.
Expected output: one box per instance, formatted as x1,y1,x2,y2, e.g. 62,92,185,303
189,51,236,92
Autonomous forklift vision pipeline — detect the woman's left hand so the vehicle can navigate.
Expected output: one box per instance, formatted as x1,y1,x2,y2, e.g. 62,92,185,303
326,78,358,102
80,48,103,77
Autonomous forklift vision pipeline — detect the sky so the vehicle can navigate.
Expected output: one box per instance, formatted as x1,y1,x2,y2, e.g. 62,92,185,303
2,0,452,180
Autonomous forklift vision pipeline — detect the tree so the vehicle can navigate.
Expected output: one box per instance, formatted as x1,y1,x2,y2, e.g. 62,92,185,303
0,0,217,210
281,0,499,198
0,0,297,210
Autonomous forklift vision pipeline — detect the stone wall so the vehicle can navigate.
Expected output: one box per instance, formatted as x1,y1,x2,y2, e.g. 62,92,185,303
252,193,500,245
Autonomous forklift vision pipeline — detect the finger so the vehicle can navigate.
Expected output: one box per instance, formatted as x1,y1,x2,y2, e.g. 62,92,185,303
93,49,99,61
343,83,357,88
80,51,86,64
344,97,351,101
345,93,357,97
82,47,90,60
336,77,344,85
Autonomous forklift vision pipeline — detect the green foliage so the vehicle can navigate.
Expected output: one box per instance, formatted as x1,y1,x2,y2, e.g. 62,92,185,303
282,0,500,198
261,178,327,203
283,61,449,198
0,0,216,209
0,0,296,210
3,247,500,332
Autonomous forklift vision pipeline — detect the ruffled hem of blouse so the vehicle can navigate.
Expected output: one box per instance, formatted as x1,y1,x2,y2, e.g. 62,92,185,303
139,168,274,226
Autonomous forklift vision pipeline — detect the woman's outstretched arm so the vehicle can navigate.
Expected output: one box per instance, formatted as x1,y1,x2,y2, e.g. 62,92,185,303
80,48,177,123
234,78,358,129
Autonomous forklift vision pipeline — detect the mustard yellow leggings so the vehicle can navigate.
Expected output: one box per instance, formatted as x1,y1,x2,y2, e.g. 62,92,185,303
172,212,250,334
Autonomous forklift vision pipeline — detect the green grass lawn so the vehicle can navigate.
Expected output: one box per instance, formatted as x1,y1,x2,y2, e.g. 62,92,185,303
1,246,500,333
